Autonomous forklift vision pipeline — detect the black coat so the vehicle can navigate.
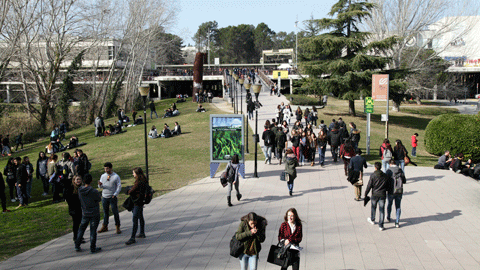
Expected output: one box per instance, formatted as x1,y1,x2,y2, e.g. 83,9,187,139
365,170,391,198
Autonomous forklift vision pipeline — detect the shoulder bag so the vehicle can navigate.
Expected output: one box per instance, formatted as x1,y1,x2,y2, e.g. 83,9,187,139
230,234,244,258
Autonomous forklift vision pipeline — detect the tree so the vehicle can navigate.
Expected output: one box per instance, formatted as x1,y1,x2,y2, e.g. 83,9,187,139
153,31,185,65
299,0,396,116
302,14,320,37
273,31,296,49
58,50,84,124
193,21,218,52
217,24,256,63
365,0,479,108
253,23,275,56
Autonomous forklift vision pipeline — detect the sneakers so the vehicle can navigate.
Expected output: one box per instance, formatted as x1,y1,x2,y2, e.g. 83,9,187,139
395,223,400,228
125,239,136,245
367,218,375,225
379,227,384,231
90,247,102,253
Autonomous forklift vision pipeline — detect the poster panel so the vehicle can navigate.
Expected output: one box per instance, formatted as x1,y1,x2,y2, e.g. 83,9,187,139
372,74,389,101
210,114,244,163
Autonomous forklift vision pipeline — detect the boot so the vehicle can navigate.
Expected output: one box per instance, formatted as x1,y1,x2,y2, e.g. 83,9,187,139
116,225,122,234
227,196,233,207
236,194,242,201
98,224,108,233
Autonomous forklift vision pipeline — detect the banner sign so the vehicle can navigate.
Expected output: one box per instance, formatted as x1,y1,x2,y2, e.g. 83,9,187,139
210,115,244,163
372,74,389,101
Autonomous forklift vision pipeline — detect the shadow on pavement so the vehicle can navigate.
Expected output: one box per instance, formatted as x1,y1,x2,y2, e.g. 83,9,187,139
407,175,445,182
400,210,462,227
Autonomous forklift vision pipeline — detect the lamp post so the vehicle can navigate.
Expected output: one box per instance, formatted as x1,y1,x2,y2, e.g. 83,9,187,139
238,77,244,115
232,73,239,114
244,81,251,154
138,86,150,181
252,84,262,178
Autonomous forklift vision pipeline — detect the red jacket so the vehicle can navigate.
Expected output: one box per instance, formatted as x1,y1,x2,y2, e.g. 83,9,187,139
278,222,303,246
411,135,418,147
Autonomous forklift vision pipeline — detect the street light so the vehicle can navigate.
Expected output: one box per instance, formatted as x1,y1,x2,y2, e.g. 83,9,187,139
252,83,262,178
232,73,239,114
238,77,244,115
138,86,150,181
244,81,251,154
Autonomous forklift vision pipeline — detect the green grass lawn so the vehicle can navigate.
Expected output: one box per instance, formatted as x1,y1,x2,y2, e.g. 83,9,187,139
0,98,262,261
0,96,453,261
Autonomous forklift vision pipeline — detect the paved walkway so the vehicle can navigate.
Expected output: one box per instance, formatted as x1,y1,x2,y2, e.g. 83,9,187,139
2,88,480,269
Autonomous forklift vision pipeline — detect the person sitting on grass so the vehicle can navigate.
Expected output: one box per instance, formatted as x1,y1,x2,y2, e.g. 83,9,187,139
160,124,172,138
148,126,158,139
162,108,173,118
196,104,206,112
172,122,181,136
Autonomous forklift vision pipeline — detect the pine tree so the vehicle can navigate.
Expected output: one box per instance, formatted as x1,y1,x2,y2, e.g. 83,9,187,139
299,0,396,116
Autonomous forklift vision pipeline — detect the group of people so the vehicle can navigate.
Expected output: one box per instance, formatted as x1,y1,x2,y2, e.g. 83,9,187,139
194,90,213,103
148,122,181,139
435,151,480,180
234,208,303,270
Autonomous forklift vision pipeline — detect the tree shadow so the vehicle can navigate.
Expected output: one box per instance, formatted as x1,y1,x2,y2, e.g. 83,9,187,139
406,175,444,183
299,185,347,195
402,190,418,196
400,210,462,228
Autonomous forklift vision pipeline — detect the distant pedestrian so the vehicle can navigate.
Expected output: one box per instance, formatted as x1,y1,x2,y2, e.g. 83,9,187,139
379,139,393,173
225,154,242,207
94,115,105,137
150,100,158,119
65,175,84,244
14,133,23,151
36,152,49,196
365,162,391,231
14,157,28,208
411,133,418,157
349,149,368,201
386,160,406,228
4,158,17,202
75,174,102,253
98,162,122,234
262,123,275,165
278,208,303,270
283,148,299,196
235,212,267,270
125,167,148,245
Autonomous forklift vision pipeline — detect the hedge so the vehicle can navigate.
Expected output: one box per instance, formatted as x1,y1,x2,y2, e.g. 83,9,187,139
285,95,323,106
425,113,480,161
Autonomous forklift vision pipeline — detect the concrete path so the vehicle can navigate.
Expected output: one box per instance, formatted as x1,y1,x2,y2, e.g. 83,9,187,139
2,88,480,270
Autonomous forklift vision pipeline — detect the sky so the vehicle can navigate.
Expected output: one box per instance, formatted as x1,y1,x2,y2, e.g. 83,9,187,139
172,0,338,46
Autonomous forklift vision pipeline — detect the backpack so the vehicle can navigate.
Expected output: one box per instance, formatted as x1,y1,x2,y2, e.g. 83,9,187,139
383,147,392,161
265,132,272,145
143,183,154,204
57,163,70,183
393,171,405,194
226,164,236,183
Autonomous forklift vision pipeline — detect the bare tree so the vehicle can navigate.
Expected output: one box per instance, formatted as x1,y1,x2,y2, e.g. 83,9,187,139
365,0,479,108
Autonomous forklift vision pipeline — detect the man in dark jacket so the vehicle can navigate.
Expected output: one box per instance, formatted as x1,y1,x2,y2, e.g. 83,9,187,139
149,100,158,119
364,162,391,231
75,174,102,253
275,126,287,165
327,123,342,162
349,149,368,201
14,157,28,207
386,159,406,228
262,125,276,165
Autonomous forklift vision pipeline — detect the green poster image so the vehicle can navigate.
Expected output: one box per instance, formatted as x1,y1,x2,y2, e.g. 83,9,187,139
210,115,244,162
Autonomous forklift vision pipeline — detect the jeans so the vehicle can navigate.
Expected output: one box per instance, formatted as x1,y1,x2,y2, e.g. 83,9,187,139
395,159,405,173
248,111,253,120
26,179,32,198
227,179,240,197
331,145,339,161
287,179,295,192
75,215,100,251
387,194,402,224
299,151,305,164
412,147,416,157
382,159,390,173
40,175,49,194
7,179,16,200
52,182,62,202
72,213,82,241
239,253,258,270
151,111,158,119
16,185,28,205
370,196,386,228
131,205,145,239
263,146,272,163
318,146,326,165
102,197,120,226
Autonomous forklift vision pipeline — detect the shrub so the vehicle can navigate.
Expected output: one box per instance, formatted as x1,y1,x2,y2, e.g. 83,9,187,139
285,95,322,106
425,114,480,161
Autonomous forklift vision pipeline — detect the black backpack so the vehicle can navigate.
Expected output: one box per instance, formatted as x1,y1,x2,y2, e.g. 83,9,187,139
143,183,154,204
227,165,236,183
393,171,405,194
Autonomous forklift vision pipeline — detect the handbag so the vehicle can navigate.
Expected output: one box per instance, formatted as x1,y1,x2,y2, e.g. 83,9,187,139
404,156,410,165
229,234,244,258
280,171,286,181
267,242,297,267
220,171,228,187
122,196,134,211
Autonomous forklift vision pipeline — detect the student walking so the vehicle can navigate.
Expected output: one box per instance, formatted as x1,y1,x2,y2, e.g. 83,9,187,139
75,174,102,253
365,162,391,231
283,149,299,196
349,149,368,201
149,100,158,119
386,160,406,228
235,212,268,270
411,133,418,157
226,154,242,207
278,208,303,270
65,175,84,243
